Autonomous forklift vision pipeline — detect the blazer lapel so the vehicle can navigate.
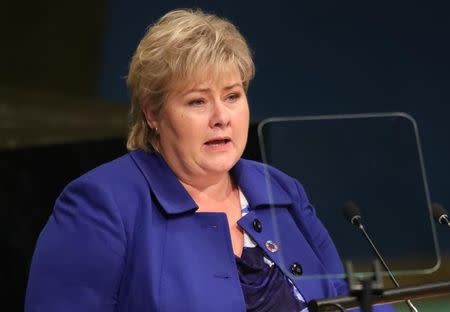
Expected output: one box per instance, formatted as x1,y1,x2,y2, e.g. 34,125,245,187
129,150,198,215
233,159,338,300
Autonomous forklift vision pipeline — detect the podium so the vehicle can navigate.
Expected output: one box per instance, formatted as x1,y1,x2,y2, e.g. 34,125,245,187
257,113,450,311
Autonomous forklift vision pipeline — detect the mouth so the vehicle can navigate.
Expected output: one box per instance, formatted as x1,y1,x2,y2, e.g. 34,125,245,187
204,137,231,147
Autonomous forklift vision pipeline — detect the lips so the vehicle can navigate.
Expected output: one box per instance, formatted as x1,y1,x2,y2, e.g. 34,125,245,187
204,137,231,146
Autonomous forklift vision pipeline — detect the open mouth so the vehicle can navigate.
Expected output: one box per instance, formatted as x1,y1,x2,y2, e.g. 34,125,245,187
205,138,231,146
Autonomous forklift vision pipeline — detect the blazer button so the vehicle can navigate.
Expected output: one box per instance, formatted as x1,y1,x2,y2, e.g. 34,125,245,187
290,262,303,276
252,219,262,233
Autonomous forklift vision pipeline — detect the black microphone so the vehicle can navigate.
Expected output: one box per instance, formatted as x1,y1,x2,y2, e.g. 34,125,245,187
431,203,450,227
343,201,418,312
343,201,362,227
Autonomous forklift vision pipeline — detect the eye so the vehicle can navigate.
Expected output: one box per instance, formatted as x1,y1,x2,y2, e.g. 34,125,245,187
188,98,206,106
226,92,241,102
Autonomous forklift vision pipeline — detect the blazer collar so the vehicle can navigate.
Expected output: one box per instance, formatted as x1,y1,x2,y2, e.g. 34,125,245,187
231,159,293,209
130,150,198,215
130,150,293,215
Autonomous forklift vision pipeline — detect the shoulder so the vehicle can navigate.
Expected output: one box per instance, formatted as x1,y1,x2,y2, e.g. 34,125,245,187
52,151,156,243
59,151,151,216
75,152,139,185
66,151,149,193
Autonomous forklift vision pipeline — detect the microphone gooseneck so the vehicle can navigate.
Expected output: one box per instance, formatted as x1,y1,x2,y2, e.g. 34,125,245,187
343,201,418,312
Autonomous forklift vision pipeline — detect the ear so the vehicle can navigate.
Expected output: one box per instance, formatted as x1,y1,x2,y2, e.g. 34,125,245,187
142,103,159,130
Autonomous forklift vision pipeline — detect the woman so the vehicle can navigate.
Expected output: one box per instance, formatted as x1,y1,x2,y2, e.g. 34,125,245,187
25,9,393,312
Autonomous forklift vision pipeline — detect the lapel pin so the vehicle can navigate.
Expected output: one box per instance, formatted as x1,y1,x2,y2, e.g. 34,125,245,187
265,240,279,253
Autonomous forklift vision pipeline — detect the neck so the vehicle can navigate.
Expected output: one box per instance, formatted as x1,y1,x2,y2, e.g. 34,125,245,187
179,173,236,203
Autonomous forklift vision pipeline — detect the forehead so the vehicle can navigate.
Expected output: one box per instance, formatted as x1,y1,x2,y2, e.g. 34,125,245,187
169,63,243,94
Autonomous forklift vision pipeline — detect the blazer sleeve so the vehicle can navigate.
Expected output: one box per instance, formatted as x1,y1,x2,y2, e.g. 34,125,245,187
25,176,126,312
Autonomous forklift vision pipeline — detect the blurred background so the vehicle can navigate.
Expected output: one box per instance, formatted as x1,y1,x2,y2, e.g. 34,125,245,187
1,0,449,310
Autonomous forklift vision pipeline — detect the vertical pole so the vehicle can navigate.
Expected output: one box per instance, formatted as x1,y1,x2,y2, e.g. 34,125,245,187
359,279,374,312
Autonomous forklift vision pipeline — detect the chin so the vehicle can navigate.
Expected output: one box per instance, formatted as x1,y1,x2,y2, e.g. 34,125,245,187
205,156,240,173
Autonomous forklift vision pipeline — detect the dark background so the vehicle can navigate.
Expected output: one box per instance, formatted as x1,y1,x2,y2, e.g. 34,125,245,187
1,0,449,310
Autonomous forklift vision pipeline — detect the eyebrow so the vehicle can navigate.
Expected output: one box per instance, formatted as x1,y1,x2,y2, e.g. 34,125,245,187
181,82,243,96
223,82,243,90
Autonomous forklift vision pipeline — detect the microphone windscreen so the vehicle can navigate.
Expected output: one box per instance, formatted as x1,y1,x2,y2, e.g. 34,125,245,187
343,200,361,223
431,202,447,221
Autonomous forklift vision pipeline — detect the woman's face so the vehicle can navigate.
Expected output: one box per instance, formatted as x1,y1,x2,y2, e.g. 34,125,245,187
145,65,250,182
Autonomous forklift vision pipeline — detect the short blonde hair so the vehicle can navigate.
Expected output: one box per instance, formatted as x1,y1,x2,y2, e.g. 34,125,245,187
126,9,255,152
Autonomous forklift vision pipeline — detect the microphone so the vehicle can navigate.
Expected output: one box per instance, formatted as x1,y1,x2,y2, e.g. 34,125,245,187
343,201,418,312
343,201,362,227
431,203,450,227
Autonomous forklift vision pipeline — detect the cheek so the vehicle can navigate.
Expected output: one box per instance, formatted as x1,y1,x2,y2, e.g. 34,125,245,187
235,109,250,143
162,113,188,136
238,106,250,129
168,115,205,146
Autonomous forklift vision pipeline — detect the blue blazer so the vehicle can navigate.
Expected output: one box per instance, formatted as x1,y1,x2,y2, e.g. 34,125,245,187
25,150,392,311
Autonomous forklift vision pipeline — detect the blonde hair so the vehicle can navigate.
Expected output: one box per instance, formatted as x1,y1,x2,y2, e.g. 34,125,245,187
126,9,255,152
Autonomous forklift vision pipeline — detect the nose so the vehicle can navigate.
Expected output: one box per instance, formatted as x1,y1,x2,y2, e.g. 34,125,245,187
209,101,231,128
